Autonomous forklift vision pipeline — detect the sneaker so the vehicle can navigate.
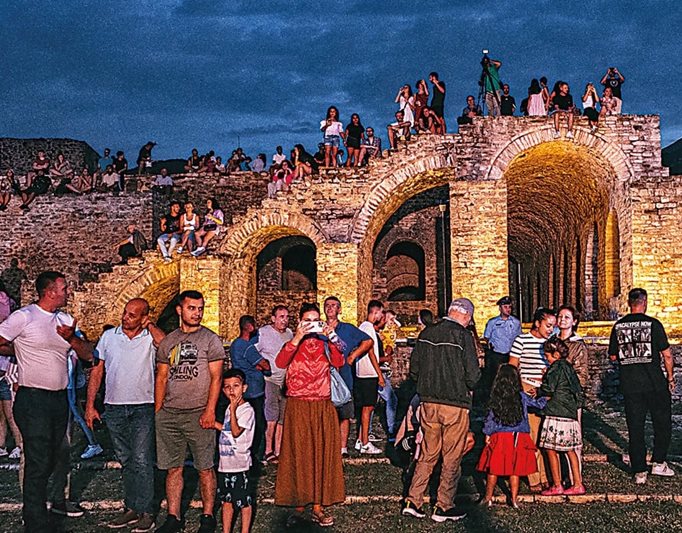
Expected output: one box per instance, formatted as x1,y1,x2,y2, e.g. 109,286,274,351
566,131,574,139
108,509,139,529
354,439,362,451
163,256,172,263
651,462,675,477
51,501,85,518
197,513,216,533
0,447,7,457
191,246,206,257
401,500,426,519
368,433,382,442
154,514,183,533
634,472,648,484
590,125,598,133
8,447,21,460
176,247,183,254
541,485,565,496
553,130,561,139
431,506,467,522
80,443,104,460
131,513,156,532
360,442,382,455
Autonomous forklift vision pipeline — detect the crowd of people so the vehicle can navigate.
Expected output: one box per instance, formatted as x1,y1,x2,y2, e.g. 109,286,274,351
0,267,676,532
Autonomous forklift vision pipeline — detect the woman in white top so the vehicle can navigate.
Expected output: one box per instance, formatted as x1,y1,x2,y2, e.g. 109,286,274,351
319,106,345,168
509,306,557,491
177,201,200,254
582,83,600,132
192,198,224,257
395,84,415,128
527,79,546,117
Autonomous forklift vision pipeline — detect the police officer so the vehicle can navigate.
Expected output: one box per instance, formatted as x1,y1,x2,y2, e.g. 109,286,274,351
483,296,522,387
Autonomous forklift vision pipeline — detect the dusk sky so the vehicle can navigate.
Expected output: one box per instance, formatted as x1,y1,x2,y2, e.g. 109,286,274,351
3,0,680,162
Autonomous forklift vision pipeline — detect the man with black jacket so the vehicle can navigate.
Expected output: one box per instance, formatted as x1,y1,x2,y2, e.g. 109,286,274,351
402,298,481,522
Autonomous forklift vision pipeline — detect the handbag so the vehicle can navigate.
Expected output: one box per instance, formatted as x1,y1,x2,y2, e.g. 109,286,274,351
323,341,351,407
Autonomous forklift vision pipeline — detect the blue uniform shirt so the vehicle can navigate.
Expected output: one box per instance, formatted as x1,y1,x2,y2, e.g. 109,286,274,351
483,314,522,354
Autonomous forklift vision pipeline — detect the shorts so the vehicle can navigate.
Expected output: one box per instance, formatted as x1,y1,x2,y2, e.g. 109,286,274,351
264,381,287,424
324,135,341,148
155,407,216,471
335,398,354,420
0,379,11,401
354,377,378,408
217,471,253,509
346,137,361,149
431,104,444,118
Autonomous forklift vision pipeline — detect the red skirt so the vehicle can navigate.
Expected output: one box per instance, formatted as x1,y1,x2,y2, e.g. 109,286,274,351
476,432,538,477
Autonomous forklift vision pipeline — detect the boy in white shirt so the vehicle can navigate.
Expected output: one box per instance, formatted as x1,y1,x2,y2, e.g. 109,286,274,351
215,369,256,533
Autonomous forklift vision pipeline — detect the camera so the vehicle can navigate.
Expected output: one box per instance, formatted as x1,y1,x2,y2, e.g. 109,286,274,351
482,49,489,55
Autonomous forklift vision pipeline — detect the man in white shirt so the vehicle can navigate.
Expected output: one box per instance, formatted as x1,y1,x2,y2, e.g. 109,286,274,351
0,271,93,533
85,298,166,532
351,300,385,455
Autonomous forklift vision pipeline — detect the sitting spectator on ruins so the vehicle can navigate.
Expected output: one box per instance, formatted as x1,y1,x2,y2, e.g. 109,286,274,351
191,198,224,257
152,167,174,190
25,150,51,187
157,200,182,261
185,148,203,172
320,106,345,167
99,165,120,192
457,95,483,125
0,169,16,211
50,152,74,180
113,150,128,191
136,141,156,174
599,86,621,117
267,160,293,198
97,148,114,176
251,153,267,173
177,201,199,254
358,127,382,165
70,167,95,194
550,81,575,139
19,169,51,210
582,82,601,132
500,84,516,116
387,110,411,150
272,146,286,169
214,156,226,174
292,144,317,181
114,223,148,264
198,151,217,176
420,107,445,134
312,143,326,168
227,150,242,173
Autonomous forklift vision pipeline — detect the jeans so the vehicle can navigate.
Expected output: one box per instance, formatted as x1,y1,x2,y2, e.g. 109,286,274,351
157,233,180,258
68,386,96,446
377,373,398,437
623,389,672,474
104,403,156,514
246,396,266,463
13,387,68,533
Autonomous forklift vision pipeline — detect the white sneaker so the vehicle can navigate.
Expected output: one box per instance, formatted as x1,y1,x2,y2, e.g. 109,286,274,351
634,472,648,484
163,257,172,263
191,246,206,257
8,447,21,460
354,439,362,451
360,442,382,455
566,131,574,139
651,462,675,477
368,433,382,442
0,447,7,457
176,247,183,254
553,130,560,139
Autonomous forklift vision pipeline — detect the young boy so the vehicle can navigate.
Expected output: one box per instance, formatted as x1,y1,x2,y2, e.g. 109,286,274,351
215,369,256,533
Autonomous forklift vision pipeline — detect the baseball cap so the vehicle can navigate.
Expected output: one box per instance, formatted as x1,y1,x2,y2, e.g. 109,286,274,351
450,298,474,316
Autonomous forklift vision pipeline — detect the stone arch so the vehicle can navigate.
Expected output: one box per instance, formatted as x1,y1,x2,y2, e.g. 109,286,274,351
219,209,329,338
113,260,181,317
485,126,635,183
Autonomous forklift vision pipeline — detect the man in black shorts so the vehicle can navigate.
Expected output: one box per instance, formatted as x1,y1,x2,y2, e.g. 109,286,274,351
429,72,447,132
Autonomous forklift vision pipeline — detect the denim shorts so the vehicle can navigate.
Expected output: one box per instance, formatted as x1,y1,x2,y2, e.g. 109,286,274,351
324,135,341,148
0,379,11,401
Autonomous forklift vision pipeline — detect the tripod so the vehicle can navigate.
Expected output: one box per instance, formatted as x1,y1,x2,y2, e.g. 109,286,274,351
477,56,502,115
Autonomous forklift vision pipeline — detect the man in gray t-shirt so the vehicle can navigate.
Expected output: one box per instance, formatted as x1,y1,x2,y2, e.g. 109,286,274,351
256,305,293,460
154,290,225,533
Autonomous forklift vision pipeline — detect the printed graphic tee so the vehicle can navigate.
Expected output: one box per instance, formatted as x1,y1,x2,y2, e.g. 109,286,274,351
608,313,670,394
218,402,255,473
156,326,225,410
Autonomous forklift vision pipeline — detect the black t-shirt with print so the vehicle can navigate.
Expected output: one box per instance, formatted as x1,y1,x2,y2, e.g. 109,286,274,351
500,95,516,116
552,94,574,111
603,76,623,99
608,313,670,394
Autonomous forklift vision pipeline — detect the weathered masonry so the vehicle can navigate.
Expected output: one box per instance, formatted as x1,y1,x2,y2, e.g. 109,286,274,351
3,115,679,339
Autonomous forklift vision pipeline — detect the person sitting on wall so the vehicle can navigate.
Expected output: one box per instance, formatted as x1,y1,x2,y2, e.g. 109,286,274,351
50,153,74,180
57,167,94,195
0,169,18,211
25,150,51,188
19,169,51,210
152,167,174,191
198,151,217,176
157,200,182,262
251,154,267,173
114,224,148,264
358,127,383,165
387,110,412,150
185,148,203,173
419,107,445,134
457,95,483,125
99,165,120,192
214,156,226,175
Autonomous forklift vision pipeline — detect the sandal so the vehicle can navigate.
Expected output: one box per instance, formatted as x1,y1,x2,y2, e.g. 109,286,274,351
264,452,279,464
312,510,334,527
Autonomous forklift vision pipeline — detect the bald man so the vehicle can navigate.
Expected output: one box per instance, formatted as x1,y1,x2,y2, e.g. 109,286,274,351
85,298,165,531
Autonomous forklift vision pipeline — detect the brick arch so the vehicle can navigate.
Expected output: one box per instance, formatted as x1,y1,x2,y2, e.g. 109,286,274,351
220,209,329,258
485,126,634,182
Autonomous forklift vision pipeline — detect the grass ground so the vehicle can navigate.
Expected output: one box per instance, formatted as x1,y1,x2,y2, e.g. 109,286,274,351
1,403,681,532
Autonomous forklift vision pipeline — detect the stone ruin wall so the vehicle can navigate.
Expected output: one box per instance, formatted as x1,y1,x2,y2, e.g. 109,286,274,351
0,138,100,176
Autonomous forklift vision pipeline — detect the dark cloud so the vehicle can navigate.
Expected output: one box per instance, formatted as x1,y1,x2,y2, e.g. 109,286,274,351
1,0,680,161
